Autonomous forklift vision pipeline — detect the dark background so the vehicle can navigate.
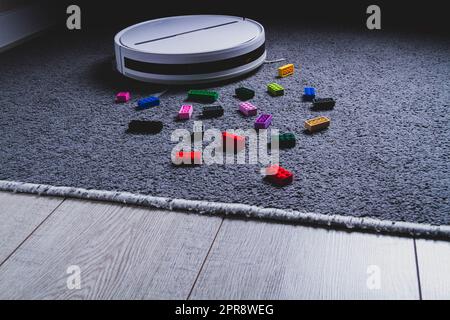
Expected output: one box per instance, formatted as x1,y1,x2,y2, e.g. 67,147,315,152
53,0,449,34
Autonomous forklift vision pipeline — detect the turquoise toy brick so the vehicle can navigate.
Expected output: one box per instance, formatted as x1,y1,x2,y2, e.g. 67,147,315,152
235,87,255,100
272,133,296,149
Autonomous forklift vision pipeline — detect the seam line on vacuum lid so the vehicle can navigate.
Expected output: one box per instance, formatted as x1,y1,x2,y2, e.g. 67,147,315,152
134,21,239,46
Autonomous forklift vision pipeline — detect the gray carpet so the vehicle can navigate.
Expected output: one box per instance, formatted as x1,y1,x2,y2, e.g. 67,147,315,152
1,25,449,226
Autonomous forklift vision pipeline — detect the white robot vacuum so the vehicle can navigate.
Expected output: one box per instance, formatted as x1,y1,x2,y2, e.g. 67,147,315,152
114,15,266,84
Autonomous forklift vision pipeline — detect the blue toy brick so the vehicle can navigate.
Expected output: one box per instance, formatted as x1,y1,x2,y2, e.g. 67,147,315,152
137,96,160,109
303,87,316,101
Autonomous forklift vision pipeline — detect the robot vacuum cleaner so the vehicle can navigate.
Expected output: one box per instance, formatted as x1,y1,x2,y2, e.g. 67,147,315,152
114,15,266,84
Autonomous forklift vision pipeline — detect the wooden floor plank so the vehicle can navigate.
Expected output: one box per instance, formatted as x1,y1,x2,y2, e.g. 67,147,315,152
0,198,222,300
190,218,420,300
0,191,64,265
416,239,450,300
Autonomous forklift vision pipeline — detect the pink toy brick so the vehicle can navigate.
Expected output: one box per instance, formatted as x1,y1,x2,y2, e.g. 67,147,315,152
115,92,131,103
239,101,257,116
178,105,193,120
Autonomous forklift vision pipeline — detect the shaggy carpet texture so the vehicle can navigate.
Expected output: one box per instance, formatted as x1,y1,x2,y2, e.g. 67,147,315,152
0,25,449,227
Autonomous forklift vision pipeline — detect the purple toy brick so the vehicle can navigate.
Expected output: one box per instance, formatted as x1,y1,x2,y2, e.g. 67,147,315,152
115,92,130,103
178,105,193,120
254,114,273,129
239,102,258,116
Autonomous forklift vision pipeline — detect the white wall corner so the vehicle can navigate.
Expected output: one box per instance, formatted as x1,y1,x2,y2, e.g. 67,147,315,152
0,2,56,51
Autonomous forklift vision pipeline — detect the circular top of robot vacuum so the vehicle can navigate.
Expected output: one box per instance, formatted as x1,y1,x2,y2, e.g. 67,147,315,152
115,15,265,61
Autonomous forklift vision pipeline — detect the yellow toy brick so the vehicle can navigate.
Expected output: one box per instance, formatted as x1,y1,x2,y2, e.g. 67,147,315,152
278,64,294,78
304,116,330,133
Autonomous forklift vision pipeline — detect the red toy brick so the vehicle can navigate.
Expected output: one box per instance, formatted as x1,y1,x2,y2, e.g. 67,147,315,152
265,165,293,186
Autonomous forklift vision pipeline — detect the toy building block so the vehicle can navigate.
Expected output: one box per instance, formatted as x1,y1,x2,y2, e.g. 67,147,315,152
304,116,330,133
137,96,160,109
115,92,131,103
254,114,273,129
278,64,294,78
303,87,316,101
312,98,335,110
272,133,296,149
187,90,219,103
222,132,245,152
201,105,224,118
239,101,257,116
264,164,293,186
126,120,163,134
235,87,255,100
267,83,284,96
178,105,193,120
175,151,202,165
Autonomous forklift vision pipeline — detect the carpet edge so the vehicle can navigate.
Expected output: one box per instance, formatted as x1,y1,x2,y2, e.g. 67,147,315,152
1,179,448,239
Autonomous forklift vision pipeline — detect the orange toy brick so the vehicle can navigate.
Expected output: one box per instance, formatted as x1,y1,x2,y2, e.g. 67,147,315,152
304,116,330,133
265,165,293,186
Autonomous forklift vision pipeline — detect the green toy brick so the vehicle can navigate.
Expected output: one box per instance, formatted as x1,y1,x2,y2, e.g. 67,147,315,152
235,87,255,100
271,132,296,148
187,90,219,103
267,83,285,96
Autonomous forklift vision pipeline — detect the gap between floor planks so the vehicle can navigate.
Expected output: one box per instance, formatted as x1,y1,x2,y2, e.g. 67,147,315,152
2,191,449,299
0,191,65,266
0,193,223,299
188,217,420,300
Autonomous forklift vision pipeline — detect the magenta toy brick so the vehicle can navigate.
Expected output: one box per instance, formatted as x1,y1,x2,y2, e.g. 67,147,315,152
115,92,130,103
254,114,272,129
239,102,257,116
178,105,193,120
